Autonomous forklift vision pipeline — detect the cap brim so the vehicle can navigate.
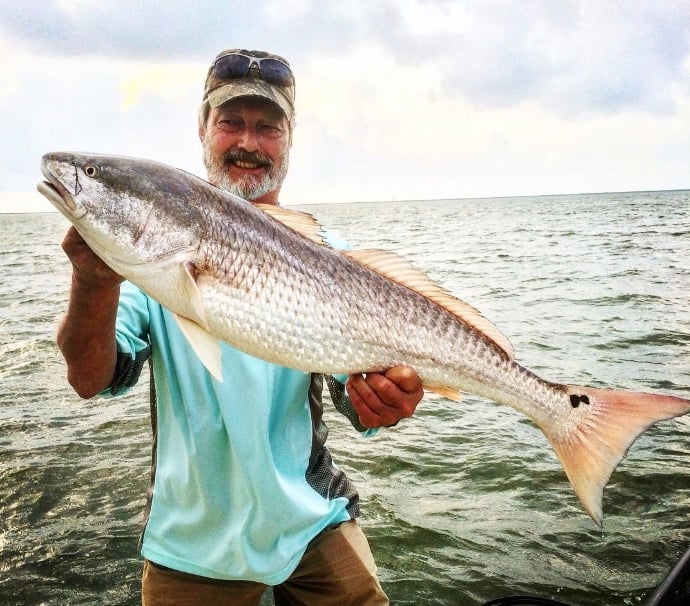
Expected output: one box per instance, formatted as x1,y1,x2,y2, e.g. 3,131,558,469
206,80,294,121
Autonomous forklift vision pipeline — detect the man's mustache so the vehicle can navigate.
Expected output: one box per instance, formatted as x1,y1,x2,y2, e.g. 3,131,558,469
223,150,274,169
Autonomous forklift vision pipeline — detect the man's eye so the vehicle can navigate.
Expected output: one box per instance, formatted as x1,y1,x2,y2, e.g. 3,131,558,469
259,124,284,138
218,120,242,132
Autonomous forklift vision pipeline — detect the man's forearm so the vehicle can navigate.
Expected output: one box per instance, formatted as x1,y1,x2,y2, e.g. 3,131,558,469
57,275,120,398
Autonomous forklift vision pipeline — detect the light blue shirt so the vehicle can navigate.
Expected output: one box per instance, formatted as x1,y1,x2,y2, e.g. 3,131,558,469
107,229,366,584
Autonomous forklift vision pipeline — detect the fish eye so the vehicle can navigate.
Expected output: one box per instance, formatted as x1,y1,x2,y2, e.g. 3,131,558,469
83,164,99,177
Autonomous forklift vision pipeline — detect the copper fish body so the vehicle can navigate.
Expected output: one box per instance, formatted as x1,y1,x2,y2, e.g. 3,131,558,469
38,151,690,526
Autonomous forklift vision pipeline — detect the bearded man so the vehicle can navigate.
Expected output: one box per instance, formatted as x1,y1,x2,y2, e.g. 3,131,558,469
56,48,423,606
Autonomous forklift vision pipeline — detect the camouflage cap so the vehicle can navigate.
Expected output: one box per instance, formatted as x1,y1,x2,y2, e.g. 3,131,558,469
203,49,295,122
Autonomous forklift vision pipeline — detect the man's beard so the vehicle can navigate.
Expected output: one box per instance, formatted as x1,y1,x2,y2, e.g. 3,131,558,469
203,142,290,202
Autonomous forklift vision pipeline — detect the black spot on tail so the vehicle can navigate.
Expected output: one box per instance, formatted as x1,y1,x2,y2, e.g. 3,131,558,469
569,394,591,408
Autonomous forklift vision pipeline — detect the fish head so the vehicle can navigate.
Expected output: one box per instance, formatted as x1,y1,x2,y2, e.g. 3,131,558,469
37,152,204,279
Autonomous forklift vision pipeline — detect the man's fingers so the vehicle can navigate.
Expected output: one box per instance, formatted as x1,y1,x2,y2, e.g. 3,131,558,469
383,366,423,396
345,367,424,429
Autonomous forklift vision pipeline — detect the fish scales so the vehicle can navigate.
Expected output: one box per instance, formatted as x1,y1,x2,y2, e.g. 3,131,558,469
194,187,572,418
208,219,484,387
38,151,690,526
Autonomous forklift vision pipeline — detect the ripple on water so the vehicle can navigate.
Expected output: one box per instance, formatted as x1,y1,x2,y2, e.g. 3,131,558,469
2,196,689,605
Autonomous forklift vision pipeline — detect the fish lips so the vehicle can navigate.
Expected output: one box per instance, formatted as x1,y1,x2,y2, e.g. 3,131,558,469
37,163,82,217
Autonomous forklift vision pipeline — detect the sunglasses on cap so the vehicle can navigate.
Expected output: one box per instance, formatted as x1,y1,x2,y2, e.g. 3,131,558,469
209,52,295,88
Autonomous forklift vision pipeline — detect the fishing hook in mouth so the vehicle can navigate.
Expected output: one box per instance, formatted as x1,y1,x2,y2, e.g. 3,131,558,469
72,162,82,196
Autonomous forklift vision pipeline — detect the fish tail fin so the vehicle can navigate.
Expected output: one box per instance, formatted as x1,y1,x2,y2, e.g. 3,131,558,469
545,385,690,526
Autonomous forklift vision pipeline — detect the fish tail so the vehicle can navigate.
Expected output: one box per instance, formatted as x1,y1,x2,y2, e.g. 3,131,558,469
546,385,690,527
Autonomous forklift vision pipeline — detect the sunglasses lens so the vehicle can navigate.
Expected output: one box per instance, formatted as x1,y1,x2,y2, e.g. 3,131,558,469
213,54,252,80
258,59,294,87
209,54,294,93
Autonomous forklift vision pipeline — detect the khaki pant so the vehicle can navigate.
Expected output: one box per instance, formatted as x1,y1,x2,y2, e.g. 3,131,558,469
141,520,389,605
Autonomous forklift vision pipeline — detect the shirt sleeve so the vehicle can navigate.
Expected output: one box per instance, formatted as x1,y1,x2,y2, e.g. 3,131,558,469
325,375,378,438
103,282,152,396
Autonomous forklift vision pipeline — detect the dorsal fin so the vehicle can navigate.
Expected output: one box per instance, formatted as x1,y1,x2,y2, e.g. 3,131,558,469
255,204,327,245
344,249,514,359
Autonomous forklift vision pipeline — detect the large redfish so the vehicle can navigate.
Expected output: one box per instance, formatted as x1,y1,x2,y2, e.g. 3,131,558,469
38,151,690,526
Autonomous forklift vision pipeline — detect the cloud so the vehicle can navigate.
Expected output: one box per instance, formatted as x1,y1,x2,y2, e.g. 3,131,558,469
2,0,688,118
0,1,230,58
0,0,361,61
1,0,689,210
118,63,203,111
0,45,206,195
361,0,690,116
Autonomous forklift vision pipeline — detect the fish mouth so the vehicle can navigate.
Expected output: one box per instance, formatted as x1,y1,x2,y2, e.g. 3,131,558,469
37,163,81,217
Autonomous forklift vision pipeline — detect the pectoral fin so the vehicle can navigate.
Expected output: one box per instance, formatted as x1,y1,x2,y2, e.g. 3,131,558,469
173,261,222,379
183,262,210,330
173,314,223,382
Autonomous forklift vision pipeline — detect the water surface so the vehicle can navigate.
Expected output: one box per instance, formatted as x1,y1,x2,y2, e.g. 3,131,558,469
1,191,688,604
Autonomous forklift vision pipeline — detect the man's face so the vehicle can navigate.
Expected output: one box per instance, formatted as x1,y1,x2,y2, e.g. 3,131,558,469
200,97,291,205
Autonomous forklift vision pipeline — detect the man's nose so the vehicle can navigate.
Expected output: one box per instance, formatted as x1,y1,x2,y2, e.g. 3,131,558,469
237,127,260,152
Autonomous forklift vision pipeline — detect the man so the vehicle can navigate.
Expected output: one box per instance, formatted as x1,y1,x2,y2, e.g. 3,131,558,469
57,49,424,605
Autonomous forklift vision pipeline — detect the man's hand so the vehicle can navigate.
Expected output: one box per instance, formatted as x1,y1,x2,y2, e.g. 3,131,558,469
346,366,424,429
61,226,124,288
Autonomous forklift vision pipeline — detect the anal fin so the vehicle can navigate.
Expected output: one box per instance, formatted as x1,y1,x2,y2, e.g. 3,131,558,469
424,384,463,402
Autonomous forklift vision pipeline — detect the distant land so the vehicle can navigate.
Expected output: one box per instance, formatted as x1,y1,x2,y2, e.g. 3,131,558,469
1,188,689,214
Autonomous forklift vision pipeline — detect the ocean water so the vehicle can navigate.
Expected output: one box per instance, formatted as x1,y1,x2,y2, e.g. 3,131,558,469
0,190,689,605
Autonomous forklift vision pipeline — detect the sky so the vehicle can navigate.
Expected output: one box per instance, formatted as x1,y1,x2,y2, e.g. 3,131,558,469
2,0,690,212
